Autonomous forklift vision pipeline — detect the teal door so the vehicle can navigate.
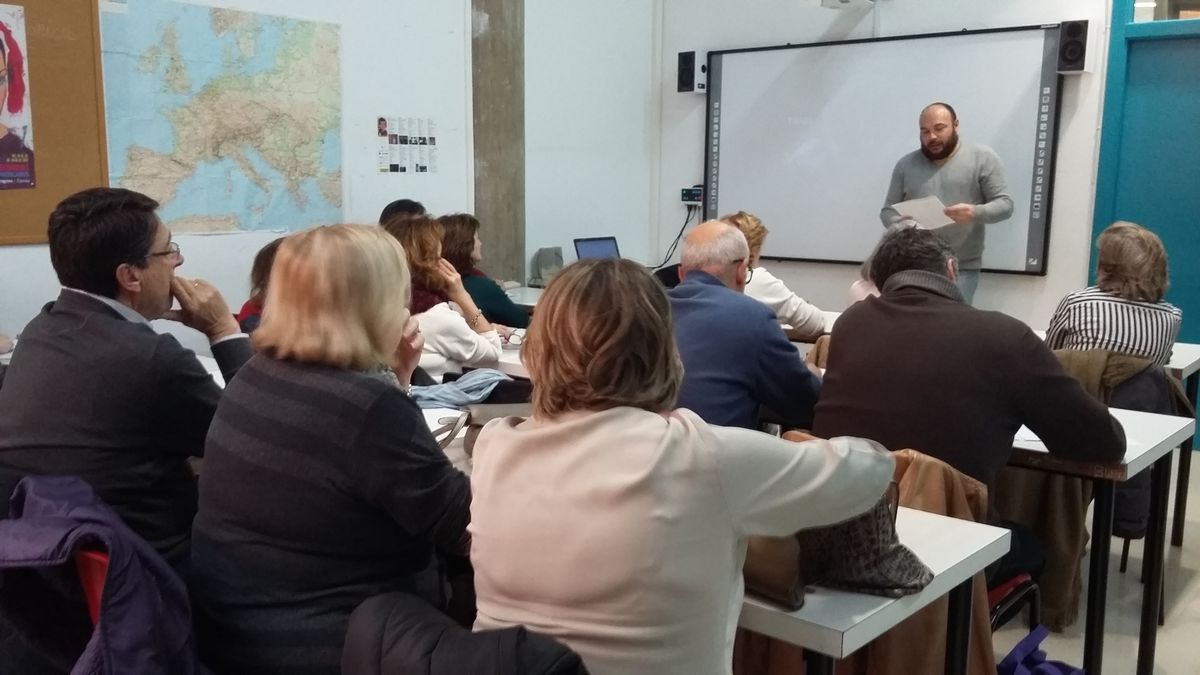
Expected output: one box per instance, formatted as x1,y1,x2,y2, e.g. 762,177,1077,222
1098,35,1200,342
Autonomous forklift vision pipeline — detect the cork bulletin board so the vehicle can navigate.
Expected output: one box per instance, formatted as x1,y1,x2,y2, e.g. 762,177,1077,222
0,0,108,245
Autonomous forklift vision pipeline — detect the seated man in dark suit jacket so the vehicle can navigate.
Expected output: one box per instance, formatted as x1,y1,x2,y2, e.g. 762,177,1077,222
0,187,252,567
668,220,821,429
813,225,1125,510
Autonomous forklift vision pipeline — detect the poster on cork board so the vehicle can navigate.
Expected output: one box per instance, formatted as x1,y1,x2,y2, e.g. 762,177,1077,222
0,3,35,190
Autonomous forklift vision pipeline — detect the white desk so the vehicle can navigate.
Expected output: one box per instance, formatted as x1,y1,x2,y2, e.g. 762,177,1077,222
506,286,542,312
1029,330,1200,380
497,345,529,379
1168,346,1200,548
783,310,842,343
1011,408,1193,481
740,508,1009,674
1008,407,1194,675
1165,342,1200,380
196,355,225,387
823,310,841,335
1028,334,1200,547
425,408,471,473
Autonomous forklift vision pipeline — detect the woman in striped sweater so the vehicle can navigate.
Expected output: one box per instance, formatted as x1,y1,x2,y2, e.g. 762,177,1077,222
1046,221,1181,365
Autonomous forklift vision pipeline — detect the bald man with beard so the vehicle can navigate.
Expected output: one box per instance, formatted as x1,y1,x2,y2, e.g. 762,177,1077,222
881,102,1013,304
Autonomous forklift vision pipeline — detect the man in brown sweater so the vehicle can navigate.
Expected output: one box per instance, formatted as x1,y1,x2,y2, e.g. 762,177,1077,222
813,225,1125,510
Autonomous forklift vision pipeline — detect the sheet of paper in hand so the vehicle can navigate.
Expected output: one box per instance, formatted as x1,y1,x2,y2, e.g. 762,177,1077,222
890,196,955,229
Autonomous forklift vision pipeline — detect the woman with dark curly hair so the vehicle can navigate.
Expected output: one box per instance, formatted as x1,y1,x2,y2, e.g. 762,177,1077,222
439,213,530,329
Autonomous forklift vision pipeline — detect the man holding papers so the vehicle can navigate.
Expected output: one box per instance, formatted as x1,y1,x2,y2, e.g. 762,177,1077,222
881,102,1013,303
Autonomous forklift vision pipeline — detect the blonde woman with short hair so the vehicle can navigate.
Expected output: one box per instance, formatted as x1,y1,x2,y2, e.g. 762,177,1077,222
469,258,894,675
722,210,826,339
190,225,471,675
1046,221,1182,365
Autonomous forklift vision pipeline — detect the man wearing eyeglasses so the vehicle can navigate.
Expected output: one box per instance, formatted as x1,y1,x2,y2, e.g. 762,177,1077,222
0,187,251,572
667,220,821,430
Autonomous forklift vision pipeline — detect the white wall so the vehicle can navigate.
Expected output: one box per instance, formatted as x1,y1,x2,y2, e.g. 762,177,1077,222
2,1,1110,345
656,0,1111,328
0,0,474,353
524,0,660,270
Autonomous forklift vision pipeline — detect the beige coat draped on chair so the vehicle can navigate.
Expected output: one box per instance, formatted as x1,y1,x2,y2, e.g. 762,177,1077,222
733,449,996,675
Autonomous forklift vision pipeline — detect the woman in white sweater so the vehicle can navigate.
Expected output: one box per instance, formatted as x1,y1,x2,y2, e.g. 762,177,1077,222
723,211,827,339
382,215,501,381
469,258,894,675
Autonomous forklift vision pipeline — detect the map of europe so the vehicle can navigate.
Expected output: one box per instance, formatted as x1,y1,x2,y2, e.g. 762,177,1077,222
102,0,342,233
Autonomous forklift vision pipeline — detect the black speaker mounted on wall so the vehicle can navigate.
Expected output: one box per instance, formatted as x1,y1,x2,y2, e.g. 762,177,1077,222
1057,20,1088,73
677,51,695,92
677,51,706,93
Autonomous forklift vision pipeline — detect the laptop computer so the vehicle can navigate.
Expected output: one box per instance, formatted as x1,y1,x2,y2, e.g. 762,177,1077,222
573,236,621,260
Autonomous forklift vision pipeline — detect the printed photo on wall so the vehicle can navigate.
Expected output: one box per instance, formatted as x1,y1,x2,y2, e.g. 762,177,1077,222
0,3,34,190
375,115,438,174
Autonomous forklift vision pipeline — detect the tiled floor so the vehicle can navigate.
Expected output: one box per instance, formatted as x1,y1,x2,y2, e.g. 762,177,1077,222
993,449,1200,675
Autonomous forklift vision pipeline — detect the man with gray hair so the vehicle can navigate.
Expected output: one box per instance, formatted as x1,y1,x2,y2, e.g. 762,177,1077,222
667,220,820,429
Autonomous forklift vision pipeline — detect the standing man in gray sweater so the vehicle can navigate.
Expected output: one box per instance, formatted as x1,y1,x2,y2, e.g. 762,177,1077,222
881,102,1013,303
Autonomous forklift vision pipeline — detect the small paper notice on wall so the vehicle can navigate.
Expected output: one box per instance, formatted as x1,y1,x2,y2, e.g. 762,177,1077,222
376,115,437,174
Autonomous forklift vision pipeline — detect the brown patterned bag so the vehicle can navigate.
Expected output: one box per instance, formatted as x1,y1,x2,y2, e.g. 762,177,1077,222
797,482,933,597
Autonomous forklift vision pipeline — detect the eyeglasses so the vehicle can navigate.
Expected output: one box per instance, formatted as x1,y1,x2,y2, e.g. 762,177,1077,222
147,242,182,260
502,330,525,347
730,258,754,283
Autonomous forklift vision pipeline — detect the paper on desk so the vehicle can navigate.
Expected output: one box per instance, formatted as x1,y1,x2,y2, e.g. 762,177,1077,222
422,408,462,430
1014,426,1043,443
889,196,955,228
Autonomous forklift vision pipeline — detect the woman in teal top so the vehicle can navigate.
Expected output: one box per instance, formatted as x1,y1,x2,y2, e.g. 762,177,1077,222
438,213,530,329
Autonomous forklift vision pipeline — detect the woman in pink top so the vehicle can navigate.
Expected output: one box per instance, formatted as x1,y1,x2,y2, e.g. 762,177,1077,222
469,258,894,675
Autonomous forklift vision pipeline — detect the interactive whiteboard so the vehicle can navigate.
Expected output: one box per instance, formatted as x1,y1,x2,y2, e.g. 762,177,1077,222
705,26,1062,273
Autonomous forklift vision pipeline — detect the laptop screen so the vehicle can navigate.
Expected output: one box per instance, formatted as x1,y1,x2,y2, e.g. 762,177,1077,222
574,237,621,260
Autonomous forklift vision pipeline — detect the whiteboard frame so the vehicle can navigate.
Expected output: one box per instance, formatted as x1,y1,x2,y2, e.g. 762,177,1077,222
703,25,1064,276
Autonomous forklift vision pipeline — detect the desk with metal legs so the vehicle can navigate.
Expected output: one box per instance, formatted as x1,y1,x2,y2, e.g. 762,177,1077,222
1009,407,1194,675
1165,344,1200,547
1026,333,1200,550
739,508,1009,675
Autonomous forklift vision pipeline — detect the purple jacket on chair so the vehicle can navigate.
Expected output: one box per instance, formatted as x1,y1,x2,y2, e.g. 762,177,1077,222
0,475,205,675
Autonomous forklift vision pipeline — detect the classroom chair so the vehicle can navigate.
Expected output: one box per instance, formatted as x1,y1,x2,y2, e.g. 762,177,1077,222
988,573,1041,632
74,550,109,626
652,264,682,289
